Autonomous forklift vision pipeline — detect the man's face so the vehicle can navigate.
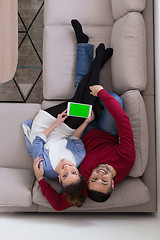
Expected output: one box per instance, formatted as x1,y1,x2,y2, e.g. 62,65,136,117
58,160,80,186
88,164,114,194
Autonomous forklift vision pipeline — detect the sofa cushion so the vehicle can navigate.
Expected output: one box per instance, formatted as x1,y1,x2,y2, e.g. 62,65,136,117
32,178,61,208
44,0,113,26
42,100,65,110
121,90,148,177
0,168,34,207
111,12,147,95
32,177,150,211
43,25,113,100
111,0,146,20
0,103,41,169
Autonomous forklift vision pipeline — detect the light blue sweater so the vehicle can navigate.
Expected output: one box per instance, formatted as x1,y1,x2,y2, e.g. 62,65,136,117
22,119,86,179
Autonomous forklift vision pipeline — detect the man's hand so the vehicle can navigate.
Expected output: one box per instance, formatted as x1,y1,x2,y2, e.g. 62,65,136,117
33,156,44,182
55,109,68,126
89,85,104,96
84,110,95,125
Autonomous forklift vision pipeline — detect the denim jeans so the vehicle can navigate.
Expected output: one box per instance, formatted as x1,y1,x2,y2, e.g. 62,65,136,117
75,43,123,138
82,92,123,138
96,92,123,138
75,43,94,88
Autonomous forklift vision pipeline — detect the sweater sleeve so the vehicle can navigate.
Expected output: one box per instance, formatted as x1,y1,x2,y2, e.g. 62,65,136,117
32,136,46,160
38,178,73,211
97,89,135,159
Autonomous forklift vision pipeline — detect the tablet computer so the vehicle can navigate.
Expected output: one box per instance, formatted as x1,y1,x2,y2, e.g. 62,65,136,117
67,102,92,118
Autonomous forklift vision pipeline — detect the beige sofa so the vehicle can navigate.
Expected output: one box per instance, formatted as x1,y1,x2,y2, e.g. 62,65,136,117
0,0,156,212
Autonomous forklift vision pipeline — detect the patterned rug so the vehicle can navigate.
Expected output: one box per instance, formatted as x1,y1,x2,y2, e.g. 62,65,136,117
0,0,44,103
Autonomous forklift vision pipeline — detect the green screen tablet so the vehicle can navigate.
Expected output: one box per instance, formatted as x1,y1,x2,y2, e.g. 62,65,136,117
67,102,92,118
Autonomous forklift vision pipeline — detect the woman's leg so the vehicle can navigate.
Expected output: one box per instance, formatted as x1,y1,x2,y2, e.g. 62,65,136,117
45,19,113,129
71,43,105,104
97,92,123,138
45,44,105,129
72,19,112,89
45,20,93,123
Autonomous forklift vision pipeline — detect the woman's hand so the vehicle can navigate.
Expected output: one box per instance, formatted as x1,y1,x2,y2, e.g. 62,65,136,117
89,85,104,96
43,109,67,138
33,156,44,182
56,109,68,126
84,110,95,125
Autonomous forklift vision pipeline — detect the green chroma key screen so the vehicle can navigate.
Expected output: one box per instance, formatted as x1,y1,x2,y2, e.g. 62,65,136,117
69,102,90,118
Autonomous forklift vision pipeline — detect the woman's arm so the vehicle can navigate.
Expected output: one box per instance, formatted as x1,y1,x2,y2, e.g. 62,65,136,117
38,179,73,211
33,156,73,211
71,111,95,138
43,109,67,138
33,156,44,181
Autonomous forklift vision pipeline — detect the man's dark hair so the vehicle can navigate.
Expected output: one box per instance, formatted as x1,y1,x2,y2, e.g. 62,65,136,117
87,184,112,202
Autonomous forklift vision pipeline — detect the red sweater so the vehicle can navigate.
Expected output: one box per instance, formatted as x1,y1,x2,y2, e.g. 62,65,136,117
38,89,135,211
79,89,135,184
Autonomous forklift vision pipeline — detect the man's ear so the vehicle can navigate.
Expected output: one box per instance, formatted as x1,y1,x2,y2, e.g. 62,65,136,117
87,177,91,184
58,175,61,183
111,179,115,190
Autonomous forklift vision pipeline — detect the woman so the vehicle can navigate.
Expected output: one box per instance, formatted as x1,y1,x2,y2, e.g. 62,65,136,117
23,20,113,209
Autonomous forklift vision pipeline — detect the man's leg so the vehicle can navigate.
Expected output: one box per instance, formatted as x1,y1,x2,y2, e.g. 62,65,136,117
45,44,105,129
72,19,113,88
71,19,94,88
45,19,112,129
71,19,89,44
45,20,93,120
97,92,123,138
75,43,94,88
71,43,105,104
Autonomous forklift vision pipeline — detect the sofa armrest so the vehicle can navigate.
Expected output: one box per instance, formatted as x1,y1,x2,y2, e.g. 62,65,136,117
111,12,147,95
111,0,146,20
121,90,148,177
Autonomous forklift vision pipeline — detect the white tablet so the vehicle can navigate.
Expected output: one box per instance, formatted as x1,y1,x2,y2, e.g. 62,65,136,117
67,102,92,118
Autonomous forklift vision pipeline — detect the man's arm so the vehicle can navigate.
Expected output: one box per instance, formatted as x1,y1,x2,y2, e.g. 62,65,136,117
90,85,135,158
33,156,73,211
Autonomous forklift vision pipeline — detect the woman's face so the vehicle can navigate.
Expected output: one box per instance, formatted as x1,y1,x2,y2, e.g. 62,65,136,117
58,160,80,185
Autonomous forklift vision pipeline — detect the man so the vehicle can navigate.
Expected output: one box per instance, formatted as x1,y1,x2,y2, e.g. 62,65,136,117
79,85,135,202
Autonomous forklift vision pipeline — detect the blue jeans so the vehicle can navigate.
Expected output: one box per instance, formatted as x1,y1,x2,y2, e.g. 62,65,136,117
75,43,123,138
82,92,123,138
96,92,123,138
75,43,94,88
